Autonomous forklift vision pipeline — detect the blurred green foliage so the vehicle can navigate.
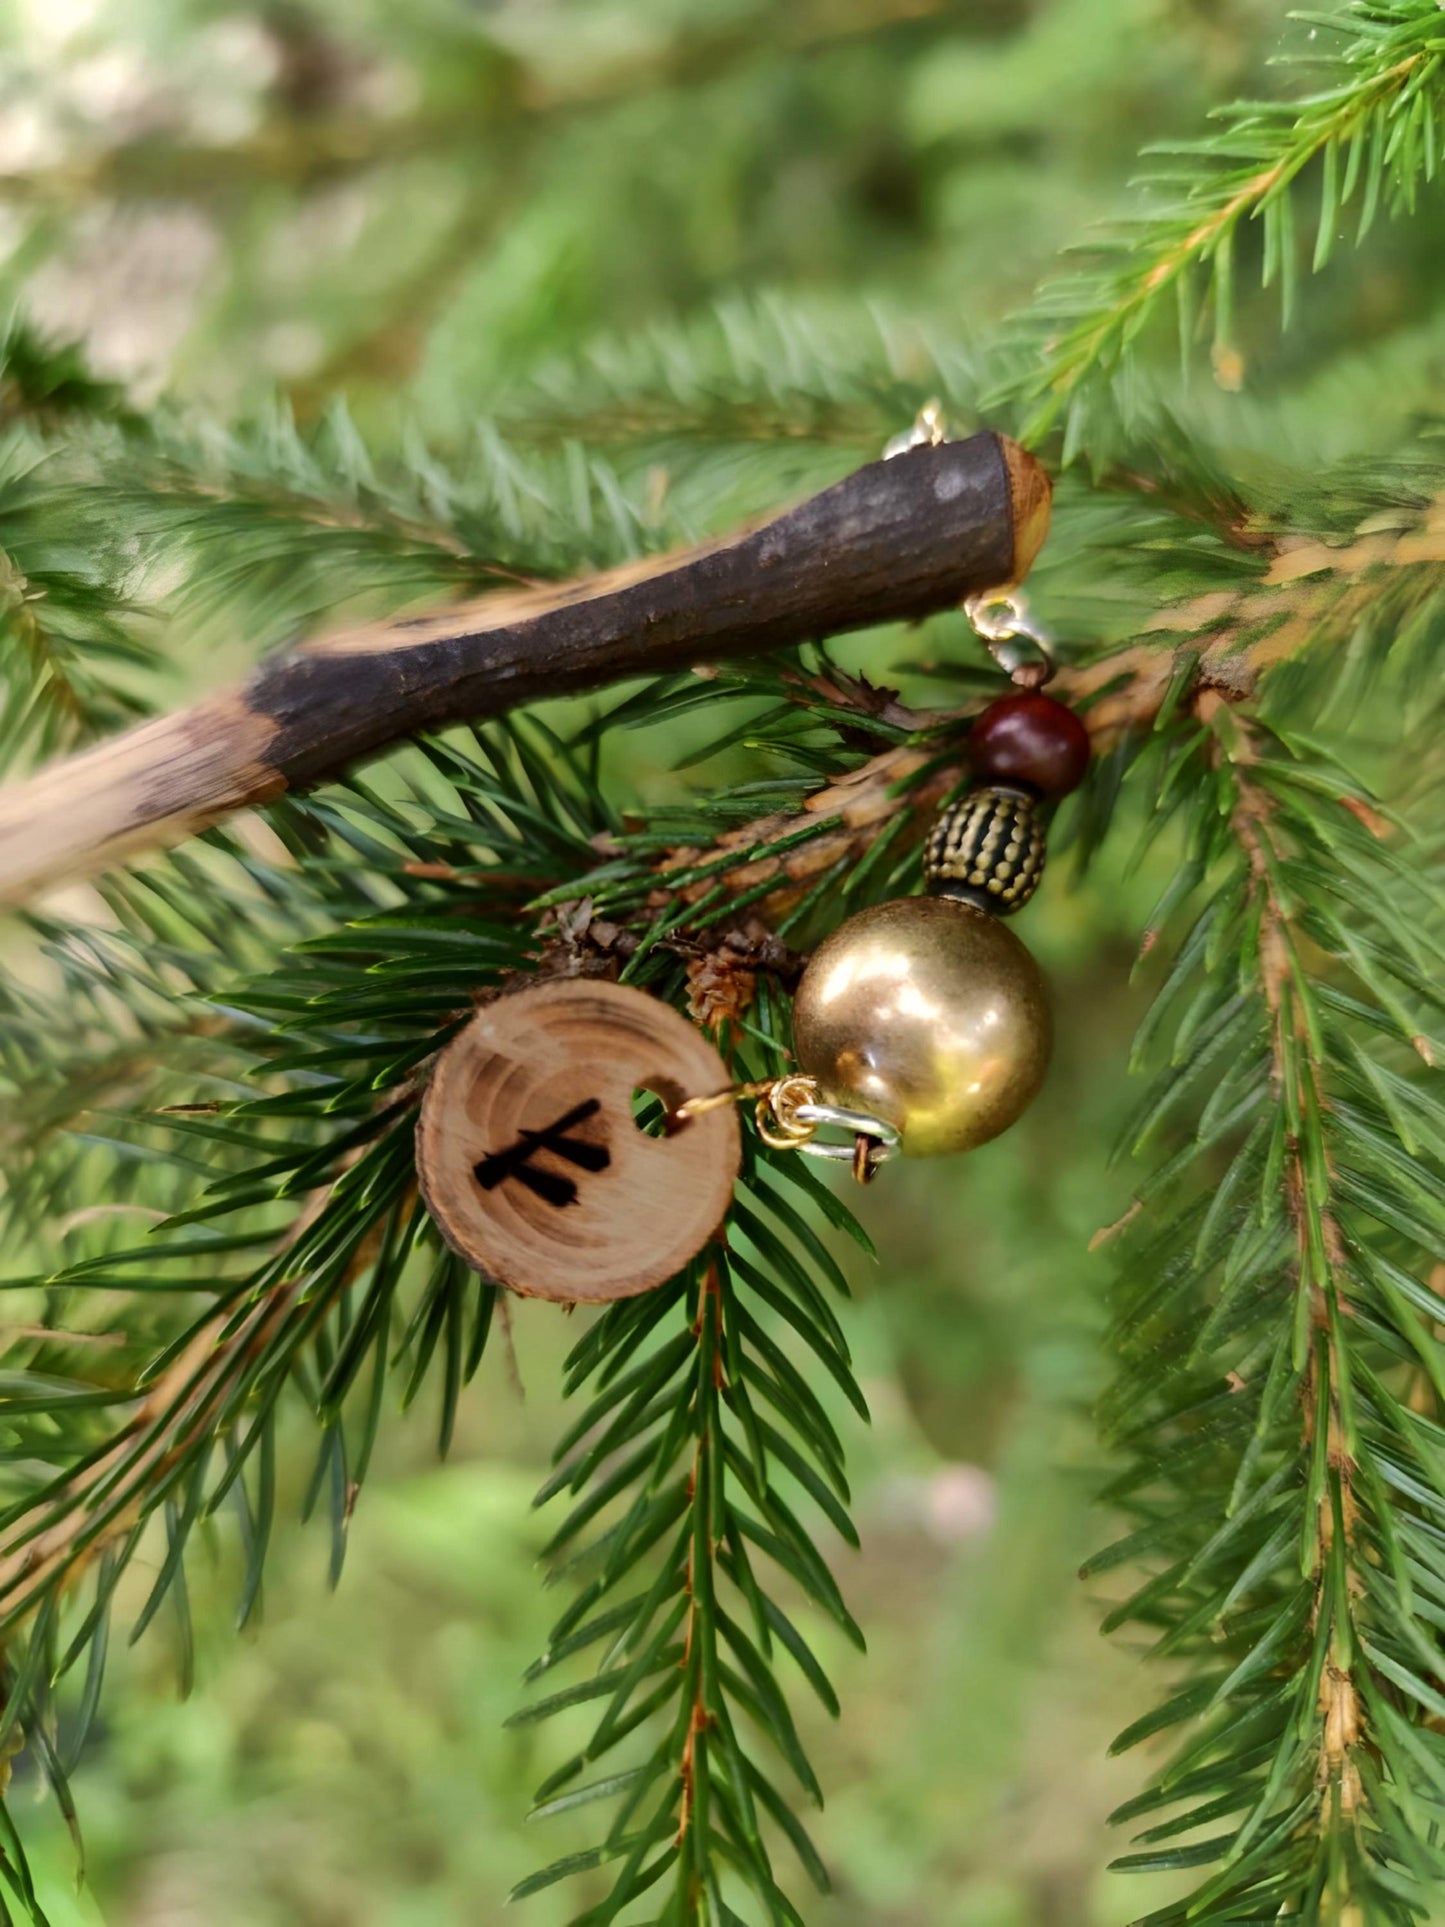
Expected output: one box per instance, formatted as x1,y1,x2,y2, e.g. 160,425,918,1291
0,1,1441,1922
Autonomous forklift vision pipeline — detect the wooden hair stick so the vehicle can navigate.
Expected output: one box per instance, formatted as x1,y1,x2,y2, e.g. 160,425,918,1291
0,430,1049,905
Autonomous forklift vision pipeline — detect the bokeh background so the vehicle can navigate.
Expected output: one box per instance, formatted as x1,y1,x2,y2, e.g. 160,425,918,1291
0,1,1431,1923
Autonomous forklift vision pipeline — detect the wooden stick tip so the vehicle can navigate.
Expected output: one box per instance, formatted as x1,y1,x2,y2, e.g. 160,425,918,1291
998,436,1053,583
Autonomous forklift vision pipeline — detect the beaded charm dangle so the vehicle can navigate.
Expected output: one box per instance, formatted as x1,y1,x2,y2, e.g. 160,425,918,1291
778,590,1090,1174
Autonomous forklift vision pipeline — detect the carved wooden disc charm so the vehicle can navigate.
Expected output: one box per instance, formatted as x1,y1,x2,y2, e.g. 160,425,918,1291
417,979,740,1304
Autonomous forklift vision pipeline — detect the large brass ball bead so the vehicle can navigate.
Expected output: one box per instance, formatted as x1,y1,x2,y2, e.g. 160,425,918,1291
791,896,1051,1157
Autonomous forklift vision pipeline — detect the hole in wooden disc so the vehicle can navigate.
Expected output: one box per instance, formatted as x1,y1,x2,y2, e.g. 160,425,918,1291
630,1086,669,1137
631,1080,687,1137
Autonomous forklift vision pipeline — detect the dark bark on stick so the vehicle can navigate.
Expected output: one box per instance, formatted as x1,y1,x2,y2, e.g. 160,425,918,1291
0,431,1049,904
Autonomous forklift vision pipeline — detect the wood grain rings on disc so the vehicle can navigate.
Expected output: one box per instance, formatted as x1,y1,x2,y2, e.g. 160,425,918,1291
417,979,741,1304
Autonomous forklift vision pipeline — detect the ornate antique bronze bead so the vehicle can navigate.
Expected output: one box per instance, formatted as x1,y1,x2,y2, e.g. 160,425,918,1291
923,784,1045,915
790,895,1052,1157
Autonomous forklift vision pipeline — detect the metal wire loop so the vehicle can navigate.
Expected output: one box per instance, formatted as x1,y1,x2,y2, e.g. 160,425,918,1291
673,1079,774,1123
750,1073,818,1149
680,1074,901,1181
791,1101,900,1165
883,398,948,460
963,589,1057,688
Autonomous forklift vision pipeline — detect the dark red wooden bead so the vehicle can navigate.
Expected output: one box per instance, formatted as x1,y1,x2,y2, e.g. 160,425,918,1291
968,692,1091,799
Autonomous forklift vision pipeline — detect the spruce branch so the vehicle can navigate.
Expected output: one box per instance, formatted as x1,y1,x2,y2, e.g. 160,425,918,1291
1098,700,1445,1922
515,1029,866,1923
0,0,1442,1917
0,320,131,433
0,731,605,1911
0,706,884,1925
0,484,1438,1921
485,294,980,454
998,0,1445,446
0,432,161,772
569,470,1445,933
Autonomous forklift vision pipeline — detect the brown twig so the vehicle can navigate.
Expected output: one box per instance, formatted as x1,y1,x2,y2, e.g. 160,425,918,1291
1217,711,1365,1824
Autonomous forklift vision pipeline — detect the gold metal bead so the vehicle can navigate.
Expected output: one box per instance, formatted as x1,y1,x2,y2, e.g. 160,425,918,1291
790,895,1052,1157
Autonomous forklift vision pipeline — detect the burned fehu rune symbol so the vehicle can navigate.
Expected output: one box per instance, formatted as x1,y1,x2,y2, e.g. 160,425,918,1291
417,980,741,1304
472,1097,611,1207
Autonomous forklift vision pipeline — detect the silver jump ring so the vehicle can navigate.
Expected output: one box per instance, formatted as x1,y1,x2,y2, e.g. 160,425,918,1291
791,1102,901,1163
963,590,1056,688
883,399,948,460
